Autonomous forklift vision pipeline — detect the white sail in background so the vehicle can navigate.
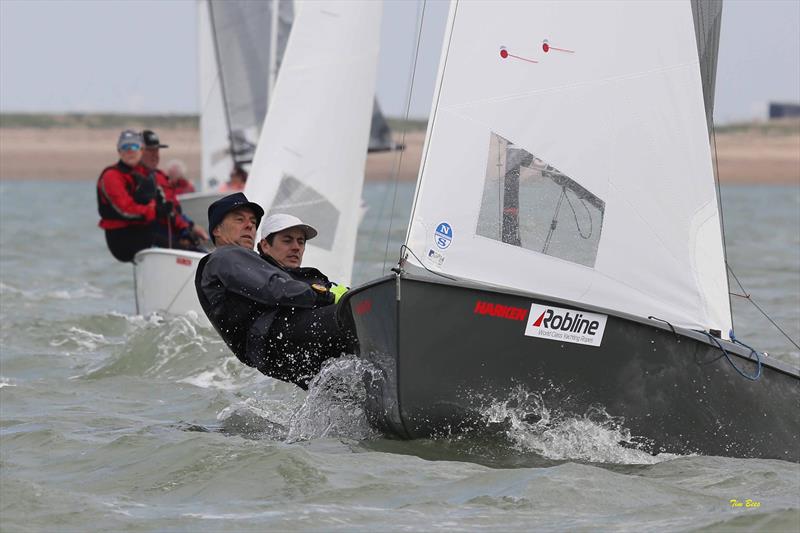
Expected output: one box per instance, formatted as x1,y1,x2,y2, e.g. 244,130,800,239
406,0,731,335
198,0,229,189
245,1,381,286
198,0,293,190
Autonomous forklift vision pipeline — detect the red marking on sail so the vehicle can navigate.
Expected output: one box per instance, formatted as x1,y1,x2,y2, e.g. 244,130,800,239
542,40,574,54
532,311,546,327
499,46,538,64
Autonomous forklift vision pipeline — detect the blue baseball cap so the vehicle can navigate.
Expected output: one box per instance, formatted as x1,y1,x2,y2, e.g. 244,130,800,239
208,193,264,243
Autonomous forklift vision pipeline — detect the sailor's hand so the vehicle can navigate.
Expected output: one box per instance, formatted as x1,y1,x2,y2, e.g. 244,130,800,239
192,224,210,242
311,283,335,306
330,284,349,304
156,200,174,218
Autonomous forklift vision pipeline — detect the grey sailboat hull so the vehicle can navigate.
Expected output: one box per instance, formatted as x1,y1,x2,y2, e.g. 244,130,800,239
339,272,799,462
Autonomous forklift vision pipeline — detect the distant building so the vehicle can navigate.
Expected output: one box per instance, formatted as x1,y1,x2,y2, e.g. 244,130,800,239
769,102,800,119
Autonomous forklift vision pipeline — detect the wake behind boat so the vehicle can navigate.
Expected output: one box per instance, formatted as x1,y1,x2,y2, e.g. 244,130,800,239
339,0,800,461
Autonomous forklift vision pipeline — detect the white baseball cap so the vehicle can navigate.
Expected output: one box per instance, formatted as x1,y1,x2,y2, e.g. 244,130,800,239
260,213,318,240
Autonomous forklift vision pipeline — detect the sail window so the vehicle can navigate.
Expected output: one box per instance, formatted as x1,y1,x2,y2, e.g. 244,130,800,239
476,132,605,267
266,175,339,250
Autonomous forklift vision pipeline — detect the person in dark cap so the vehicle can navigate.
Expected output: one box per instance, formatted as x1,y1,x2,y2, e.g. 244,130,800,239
195,193,354,389
140,129,209,248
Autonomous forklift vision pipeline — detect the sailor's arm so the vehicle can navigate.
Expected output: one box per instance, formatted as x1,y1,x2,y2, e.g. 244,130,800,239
206,247,320,308
99,169,157,222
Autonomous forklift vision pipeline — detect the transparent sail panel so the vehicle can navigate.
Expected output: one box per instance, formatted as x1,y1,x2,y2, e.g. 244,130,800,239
476,133,605,267
266,175,339,250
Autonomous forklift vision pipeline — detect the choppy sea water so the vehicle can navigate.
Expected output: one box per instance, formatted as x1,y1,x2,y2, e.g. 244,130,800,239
1,180,798,531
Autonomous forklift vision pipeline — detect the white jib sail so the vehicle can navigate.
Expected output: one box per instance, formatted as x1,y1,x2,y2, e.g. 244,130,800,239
245,0,381,287
406,0,732,336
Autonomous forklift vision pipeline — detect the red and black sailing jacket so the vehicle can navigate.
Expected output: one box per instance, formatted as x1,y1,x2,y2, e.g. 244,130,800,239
96,161,157,230
152,168,192,233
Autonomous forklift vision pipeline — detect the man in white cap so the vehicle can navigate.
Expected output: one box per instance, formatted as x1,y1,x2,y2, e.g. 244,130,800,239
195,195,353,389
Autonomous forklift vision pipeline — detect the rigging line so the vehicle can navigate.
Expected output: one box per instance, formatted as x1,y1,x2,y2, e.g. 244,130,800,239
207,0,238,167
706,8,795,350
563,189,593,239
381,0,427,275
542,187,566,254
497,140,504,240
727,264,800,350
705,331,762,381
401,0,460,264
164,264,197,318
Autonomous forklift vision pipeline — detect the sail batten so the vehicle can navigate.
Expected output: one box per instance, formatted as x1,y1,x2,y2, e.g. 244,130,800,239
405,0,731,335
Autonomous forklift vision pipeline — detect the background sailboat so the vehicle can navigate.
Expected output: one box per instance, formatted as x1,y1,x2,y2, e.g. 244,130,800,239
134,0,383,322
339,0,799,461
180,0,397,230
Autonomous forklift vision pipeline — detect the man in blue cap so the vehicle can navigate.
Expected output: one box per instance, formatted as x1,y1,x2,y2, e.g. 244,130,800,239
195,193,354,389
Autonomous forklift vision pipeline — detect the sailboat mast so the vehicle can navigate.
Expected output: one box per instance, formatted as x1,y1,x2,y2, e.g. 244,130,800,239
207,0,237,171
267,0,280,107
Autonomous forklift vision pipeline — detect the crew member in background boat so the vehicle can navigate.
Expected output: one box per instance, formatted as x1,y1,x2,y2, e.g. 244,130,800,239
140,129,209,249
195,193,354,389
97,129,168,262
219,165,248,191
165,159,196,194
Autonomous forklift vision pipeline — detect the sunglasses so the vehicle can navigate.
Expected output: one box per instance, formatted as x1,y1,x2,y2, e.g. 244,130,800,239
119,143,142,152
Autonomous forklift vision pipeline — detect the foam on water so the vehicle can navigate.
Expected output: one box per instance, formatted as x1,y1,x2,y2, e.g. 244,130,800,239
50,327,112,352
178,356,271,391
82,313,228,381
479,387,682,465
201,354,381,443
0,280,104,301
286,355,381,442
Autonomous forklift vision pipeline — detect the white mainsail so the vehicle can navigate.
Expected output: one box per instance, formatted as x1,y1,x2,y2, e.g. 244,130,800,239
245,0,382,286
405,0,731,335
197,0,228,190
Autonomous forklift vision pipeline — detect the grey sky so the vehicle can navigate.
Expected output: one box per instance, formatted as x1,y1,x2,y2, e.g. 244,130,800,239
1,0,798,123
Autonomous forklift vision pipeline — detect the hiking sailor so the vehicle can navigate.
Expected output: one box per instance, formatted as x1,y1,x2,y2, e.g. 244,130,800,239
195,193,354,389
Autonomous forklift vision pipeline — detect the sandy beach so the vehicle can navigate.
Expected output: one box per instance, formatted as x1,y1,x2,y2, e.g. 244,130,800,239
1,121,798,184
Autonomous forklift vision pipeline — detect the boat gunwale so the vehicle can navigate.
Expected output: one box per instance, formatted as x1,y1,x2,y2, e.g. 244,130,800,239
342,269,799,379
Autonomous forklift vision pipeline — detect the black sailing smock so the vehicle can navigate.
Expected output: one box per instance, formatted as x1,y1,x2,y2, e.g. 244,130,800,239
195,245,355,389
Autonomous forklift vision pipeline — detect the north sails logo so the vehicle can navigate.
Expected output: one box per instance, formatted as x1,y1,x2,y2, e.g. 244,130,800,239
525,304,608,347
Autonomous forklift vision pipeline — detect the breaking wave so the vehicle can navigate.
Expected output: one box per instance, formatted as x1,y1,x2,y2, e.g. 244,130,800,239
211,355,381,443
0,280,104,301
286,355,381,442
478,387,681,465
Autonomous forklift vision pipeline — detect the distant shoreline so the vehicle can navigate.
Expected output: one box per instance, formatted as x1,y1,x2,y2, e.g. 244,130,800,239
0,114,797,184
